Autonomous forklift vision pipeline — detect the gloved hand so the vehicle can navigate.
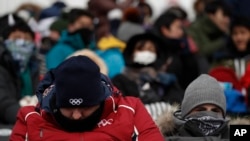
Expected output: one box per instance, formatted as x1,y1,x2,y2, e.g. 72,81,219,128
19,95,38,107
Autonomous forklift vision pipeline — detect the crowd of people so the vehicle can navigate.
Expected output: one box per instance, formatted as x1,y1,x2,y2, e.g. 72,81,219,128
1,0,250,140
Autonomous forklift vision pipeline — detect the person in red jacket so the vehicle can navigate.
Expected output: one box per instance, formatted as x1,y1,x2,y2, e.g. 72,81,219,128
9,55,164,141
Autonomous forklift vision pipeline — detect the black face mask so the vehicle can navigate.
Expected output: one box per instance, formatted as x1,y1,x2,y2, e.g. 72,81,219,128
50,96,104,132
184,111,227,136
69,28,94,46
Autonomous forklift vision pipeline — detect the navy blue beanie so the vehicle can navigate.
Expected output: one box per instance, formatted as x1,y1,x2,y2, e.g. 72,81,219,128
55,56,105,107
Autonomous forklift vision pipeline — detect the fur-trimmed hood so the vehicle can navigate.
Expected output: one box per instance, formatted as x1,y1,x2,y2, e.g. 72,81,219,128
155,104,250,135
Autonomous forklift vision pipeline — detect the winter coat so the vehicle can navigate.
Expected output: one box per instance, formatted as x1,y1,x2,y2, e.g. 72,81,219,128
150,25,201,89
187,15,228,63
9,70,164,141
211,38,250,79
156,104,250,141
95,35,126,78
112,67,184,105
112,33,184,104
0,43,39,125
163,37,201,89
45,30,96,69
209,40,250,111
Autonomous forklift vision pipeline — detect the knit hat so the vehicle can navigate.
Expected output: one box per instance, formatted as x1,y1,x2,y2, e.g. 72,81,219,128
181,74,226,118
55,55,105,107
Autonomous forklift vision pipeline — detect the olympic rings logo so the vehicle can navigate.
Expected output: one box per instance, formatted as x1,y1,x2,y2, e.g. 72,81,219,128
69,98,83,105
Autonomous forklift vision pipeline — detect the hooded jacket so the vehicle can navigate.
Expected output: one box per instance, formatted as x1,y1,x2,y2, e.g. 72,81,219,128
112,33,184,104
45,30,96,69
9,70,164,141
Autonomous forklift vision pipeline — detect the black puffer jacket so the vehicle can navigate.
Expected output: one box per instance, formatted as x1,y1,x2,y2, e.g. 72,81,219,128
0,43,21,124
0,42,39,125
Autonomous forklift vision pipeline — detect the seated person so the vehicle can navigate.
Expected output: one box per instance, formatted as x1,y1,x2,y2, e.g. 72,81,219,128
10,56,164,141
156,74,230,141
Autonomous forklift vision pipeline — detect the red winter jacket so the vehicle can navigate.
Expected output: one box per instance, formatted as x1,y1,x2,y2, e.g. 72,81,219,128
10,94,164,141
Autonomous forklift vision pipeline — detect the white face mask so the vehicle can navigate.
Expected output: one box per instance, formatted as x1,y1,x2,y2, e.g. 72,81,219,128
133,51,156,65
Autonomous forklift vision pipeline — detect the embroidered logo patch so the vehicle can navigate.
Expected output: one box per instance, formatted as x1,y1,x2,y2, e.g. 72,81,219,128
69,98,83,105
43,85,54,98
98,119,113,127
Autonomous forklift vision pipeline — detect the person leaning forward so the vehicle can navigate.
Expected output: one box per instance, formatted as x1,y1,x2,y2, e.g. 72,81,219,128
9,55,164,141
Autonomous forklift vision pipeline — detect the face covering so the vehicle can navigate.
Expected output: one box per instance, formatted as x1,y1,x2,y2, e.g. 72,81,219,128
51,98,104,132
69,28,94,46
133,51,156,65
184,111,226,136
4,39,34,72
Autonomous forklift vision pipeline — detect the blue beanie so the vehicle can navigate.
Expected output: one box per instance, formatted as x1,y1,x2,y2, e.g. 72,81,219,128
55,56,105,107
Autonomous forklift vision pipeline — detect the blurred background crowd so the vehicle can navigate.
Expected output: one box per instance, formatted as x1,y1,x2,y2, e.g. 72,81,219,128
1,0,250,137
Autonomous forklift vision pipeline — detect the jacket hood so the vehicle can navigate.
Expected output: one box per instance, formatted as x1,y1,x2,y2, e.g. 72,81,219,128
35,69,113,113
97,35,126,51
155,104,250,135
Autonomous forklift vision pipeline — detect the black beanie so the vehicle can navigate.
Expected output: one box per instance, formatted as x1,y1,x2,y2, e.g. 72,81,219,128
55,55,105,107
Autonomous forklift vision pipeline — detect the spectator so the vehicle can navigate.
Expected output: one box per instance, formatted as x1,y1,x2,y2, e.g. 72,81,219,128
49,18,68,45
156,74,231,140
210,16,250,112
209,16,250,85
39,18,68,54
187,0,231,68
45,8,95,70
9,56,164,141
112,33,184,105
137,1,154,30
116,7,145,42
152,9,200,89
193,0,207,21
0,14,39,125
88,0,134,41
